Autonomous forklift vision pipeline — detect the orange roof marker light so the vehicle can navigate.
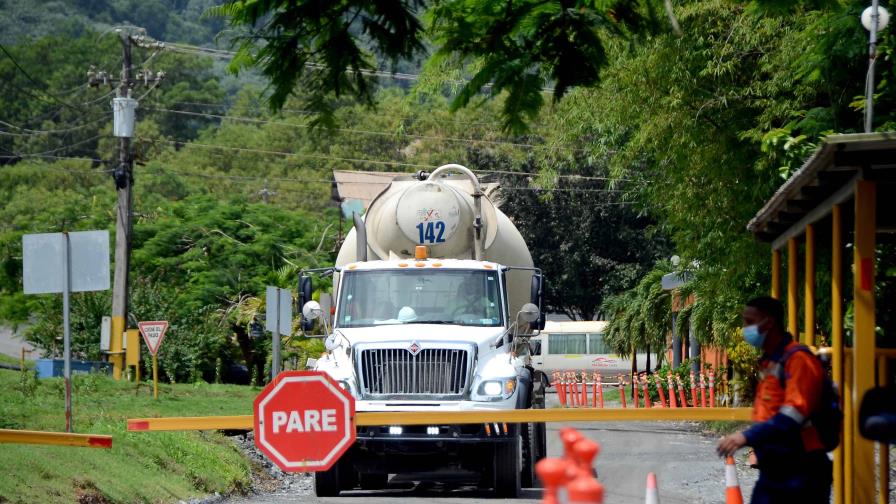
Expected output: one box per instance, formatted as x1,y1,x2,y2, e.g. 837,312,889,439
415,245,429,260
432,263,443,268
483,264,493,269
398,263,409,268
415,262,426,267
348,264,357,270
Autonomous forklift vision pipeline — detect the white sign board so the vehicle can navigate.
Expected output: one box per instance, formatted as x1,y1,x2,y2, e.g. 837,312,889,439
138,321,169,355
100,316,111,351
23,231,110,294
266,287,293,335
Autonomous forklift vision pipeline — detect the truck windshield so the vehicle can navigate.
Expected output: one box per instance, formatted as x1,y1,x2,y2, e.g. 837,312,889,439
336,269,504,328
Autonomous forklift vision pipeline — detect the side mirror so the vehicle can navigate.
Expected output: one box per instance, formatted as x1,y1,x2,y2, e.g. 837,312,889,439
518,302,540,323
529,275,546,330
302,301,322,321
859,386,896,444
298,275,313,331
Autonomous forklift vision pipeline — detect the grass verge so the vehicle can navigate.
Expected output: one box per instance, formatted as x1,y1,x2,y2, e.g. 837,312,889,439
0,368,259,504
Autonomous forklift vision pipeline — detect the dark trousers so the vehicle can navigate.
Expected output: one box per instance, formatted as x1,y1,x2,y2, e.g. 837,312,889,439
750,451,832,504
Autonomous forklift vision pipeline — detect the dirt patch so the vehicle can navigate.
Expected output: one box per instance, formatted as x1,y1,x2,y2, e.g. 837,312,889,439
73,479,111,504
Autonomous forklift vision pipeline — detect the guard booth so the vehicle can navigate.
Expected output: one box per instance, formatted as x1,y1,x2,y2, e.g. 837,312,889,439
747,132,895,504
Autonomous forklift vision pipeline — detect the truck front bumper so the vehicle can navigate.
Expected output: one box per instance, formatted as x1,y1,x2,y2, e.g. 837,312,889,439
348,423,519,475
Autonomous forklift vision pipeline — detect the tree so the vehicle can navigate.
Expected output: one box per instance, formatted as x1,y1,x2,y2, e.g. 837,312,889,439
468,148,669,320
213,0,676,130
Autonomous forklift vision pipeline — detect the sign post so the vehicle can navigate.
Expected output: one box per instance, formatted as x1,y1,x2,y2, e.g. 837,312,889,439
253,371,355,472
266,286,292,379
138,321,169,399
23,230,110,432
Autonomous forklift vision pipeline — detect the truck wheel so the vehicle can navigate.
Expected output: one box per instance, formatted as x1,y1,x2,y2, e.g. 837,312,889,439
314,462,341,497
521,422,538,488
494,436,521,498
359,472,388,490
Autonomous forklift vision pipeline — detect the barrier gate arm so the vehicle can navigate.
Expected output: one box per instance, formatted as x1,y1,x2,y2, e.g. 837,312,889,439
0,428,113,448
128,408,753,432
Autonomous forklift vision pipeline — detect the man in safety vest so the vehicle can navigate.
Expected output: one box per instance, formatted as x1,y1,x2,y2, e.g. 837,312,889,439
716,296,831,503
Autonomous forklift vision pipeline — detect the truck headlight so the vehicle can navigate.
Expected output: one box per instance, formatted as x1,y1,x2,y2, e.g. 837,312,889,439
472,377,516,401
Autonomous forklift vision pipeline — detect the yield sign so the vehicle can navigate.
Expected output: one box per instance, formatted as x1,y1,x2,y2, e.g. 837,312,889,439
137,321,169,355
253,371,356,472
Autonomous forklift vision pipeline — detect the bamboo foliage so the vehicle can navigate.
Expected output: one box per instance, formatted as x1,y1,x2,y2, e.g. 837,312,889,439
602,266,671,362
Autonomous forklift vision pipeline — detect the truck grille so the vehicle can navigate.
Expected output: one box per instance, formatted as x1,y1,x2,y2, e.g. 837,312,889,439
357,347,472,398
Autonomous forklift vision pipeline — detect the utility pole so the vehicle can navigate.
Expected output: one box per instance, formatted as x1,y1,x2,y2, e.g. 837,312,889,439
90,28,163,380
109,31,133,380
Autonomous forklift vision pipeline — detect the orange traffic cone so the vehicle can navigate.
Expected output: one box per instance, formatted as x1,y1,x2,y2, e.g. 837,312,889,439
725,456,744,504
644,472,660,504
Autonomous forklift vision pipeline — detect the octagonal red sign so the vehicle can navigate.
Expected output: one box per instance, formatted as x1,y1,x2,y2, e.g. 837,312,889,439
253,371,356,472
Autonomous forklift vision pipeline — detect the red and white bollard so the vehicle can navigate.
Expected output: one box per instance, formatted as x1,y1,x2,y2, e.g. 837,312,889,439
700,372,707,408
640,373,652,408
580,371,588,407
676,375,687,408
555,372,567,408
595,373,604,408
708,370,716,408
690,371,698,407
667,373,678,408
654,374,667,407
632,373,640,408
617,375,627,409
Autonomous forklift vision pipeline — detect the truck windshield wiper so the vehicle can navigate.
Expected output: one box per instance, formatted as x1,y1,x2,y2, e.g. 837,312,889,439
402,320,452,325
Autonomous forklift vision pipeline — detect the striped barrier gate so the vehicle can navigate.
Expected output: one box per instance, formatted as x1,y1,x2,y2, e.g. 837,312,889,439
0,428,113,448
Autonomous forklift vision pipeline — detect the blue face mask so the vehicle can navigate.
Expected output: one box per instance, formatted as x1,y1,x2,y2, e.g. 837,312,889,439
742,319,767,349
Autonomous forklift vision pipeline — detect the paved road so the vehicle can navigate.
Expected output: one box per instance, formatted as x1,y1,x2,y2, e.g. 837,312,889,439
0,325,35,360
226,393,757,504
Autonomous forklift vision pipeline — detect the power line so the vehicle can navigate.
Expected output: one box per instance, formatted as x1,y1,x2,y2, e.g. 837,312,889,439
145,107,583,152
168,101,504,127
0,116,111,136
158,40,557,93
135,164,633,194
154,138,438,169
2,134,104,160
0,43,82,111
146,137,635,184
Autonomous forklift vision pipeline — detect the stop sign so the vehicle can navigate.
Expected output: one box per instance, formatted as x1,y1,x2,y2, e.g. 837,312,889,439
253,371,356,472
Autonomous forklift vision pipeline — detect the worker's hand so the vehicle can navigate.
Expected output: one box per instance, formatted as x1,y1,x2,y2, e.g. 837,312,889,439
716,432,747,458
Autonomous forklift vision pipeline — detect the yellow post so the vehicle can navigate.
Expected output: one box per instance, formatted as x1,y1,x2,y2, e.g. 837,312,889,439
878,355,889,504
831,204,844,504
20,347,25,370
152,354,159,400
787,238,799,337
125,329,140,382
853,180,876,504
844,351,854,504
804,224,815,346
110,315,125,379
771,249,781,299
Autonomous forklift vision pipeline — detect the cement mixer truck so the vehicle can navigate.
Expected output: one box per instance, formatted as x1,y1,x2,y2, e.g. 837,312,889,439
298,164,547,497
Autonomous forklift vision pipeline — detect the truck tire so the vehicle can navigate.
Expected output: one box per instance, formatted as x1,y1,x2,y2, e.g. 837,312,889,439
494,436,521,498
521,422,538,488
522,375,547,487
359,472,388,490
314,463,341,497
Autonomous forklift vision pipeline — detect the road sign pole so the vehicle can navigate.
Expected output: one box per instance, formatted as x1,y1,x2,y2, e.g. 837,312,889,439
152,354,158,400
62,232,72,433
272,289,281,380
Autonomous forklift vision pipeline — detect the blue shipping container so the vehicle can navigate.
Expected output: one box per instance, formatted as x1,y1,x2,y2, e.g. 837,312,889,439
35,359,111,378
